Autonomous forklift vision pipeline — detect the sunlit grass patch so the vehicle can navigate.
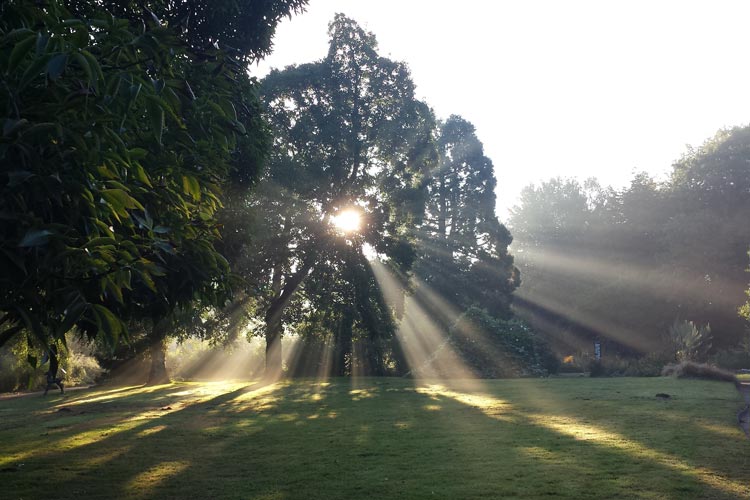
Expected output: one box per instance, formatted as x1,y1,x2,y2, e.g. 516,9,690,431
1,378,748,499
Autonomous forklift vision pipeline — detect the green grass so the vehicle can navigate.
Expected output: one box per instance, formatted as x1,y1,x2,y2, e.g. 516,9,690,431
1,377,748,499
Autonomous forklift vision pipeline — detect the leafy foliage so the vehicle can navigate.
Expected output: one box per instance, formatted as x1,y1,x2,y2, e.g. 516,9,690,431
510,126,750,358
67,0,307,63
668,319,712,362
228,15,436,375
416,116,519,318
0,1,269,358
0,332,104,392
447,307,557,377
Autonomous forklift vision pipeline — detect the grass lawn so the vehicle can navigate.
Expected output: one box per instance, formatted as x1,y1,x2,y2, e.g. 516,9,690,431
1,377,748,499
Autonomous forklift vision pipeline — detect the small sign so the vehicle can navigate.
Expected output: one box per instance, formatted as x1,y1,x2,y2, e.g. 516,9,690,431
594,342,601,361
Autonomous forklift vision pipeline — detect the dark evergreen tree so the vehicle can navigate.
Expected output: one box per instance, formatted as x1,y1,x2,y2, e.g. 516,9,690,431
417,115,519,318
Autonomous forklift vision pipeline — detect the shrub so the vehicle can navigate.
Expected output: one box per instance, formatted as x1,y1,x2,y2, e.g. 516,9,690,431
709,349,750,371
0,336,38,392
622,352,671,376
62,335,106,387
586,352,670,378
445,307,557,377
662,361,737,382
668,319,712,362
0,333,105,393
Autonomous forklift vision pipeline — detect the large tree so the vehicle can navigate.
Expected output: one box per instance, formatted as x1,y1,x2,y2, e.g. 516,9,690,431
230,15,435,375
0,0,305,383
403,116,522,375
419,116,518,315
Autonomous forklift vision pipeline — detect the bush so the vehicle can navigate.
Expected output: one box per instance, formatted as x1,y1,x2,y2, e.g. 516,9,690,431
62,335,106,387
668,319,712,362
0,336,38,392
0,333,105,393
622,353,670,376
662,361,737,382
585,352,670,378
445,307,558,378
709,349,750,371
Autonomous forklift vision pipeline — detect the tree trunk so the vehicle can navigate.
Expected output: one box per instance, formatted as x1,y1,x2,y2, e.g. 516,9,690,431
333,311,353,377
438,177,447,239
147,319,170,385
264,317,283,380
263,261,314,378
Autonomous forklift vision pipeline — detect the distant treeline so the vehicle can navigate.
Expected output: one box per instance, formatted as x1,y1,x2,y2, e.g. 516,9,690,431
509,126,750,357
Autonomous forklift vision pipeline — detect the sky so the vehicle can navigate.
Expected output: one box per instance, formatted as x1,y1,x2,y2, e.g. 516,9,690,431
255,0,750,220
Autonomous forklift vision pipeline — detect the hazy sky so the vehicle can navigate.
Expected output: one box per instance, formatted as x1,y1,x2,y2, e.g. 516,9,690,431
255,0,750,219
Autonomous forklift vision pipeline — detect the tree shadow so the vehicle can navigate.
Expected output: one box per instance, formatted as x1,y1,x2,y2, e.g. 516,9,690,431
2,378,748,499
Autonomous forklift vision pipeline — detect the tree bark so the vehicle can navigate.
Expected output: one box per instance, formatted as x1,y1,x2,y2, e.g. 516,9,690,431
147,319,170,385
333,311,353,376
264,316,283,380
263,262,314,378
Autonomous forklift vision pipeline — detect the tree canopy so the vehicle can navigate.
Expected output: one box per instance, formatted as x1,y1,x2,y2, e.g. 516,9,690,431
224,14,435,376
0,0,305,381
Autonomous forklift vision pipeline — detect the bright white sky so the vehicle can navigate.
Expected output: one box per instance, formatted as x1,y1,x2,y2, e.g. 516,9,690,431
255,0,750,220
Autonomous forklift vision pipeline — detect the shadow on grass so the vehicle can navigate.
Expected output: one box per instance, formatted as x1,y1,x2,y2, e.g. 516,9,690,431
1,378,748,499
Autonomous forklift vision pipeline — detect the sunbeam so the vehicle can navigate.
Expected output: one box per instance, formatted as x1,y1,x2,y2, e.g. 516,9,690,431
516,288,652,352
368,259,487,391
519,246,743,311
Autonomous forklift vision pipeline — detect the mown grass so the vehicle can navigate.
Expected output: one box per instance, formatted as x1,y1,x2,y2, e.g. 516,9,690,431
1,377,748,499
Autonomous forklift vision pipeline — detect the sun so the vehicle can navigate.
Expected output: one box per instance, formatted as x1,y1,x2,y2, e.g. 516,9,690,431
331,208,362,233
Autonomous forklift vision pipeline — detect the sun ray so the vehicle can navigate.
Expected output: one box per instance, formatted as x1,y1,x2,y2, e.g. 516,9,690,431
519,246,743,311
368,259,486,391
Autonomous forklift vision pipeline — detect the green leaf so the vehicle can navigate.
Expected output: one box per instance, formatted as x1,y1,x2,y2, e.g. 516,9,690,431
7,170,33,187
35,33,50,55
129,148,148,160
92,304,122,346
133,163,153,187
101,189,145,211
22,123,56,139
71,52,93,88
46,53,68,80
18,229,54,247
132,212,152,230
61,19,86,28
182,175,201,201
58,300,86,337
18,54,51,91
3,119,29,137
85,237,117,248
2,28,34,44
8,33,36,73
145,96,165,145
129,83,142,103
104,278,124,304
81,50,104,82
153,240,176,255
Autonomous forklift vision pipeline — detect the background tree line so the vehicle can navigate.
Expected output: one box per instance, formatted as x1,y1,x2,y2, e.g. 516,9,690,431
509,126,750,370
